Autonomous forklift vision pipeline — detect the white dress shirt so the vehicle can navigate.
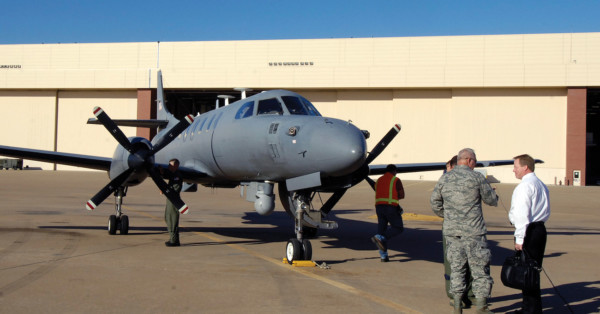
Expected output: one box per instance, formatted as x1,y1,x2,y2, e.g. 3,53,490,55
509,172,551,244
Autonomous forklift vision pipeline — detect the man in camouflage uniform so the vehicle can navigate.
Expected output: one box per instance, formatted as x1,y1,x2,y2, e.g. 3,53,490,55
430,148,498,314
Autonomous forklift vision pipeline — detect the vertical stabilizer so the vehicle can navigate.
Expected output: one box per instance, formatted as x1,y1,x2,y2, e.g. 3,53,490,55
156,70,179,130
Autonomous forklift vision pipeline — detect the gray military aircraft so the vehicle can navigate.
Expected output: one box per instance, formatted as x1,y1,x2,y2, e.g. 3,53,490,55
0,71,527,263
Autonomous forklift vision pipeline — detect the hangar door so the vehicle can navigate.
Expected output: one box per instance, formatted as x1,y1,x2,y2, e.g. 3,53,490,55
587,89,600,185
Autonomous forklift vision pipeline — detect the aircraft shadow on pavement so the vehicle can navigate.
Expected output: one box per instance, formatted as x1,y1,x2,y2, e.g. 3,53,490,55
39,209,598,267
177,209,520,266
39,225,168,236
490,280,600,314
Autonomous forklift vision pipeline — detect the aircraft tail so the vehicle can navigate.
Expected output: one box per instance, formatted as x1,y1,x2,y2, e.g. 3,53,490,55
156,70,180,130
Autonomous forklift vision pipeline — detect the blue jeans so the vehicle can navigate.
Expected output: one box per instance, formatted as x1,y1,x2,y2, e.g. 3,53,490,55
375,204,404,258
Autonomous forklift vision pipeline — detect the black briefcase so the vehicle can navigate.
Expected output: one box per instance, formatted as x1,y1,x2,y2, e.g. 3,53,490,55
501,250,541,291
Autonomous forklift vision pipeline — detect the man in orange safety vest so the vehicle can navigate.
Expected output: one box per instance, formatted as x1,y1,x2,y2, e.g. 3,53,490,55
371,164,405,262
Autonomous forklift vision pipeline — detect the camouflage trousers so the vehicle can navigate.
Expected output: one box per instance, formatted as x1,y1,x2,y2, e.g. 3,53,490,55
445,234,493,299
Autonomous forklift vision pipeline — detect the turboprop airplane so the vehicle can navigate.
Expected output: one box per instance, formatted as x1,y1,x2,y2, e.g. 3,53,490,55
0,71,534,263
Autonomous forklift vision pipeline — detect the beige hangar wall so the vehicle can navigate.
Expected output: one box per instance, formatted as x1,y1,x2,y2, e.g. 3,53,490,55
0,90,137,170
55,90,138,170
0,90,57,169
305,87,567,184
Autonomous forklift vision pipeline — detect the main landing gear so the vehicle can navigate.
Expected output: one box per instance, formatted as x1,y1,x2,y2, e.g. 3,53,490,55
108,187,129,235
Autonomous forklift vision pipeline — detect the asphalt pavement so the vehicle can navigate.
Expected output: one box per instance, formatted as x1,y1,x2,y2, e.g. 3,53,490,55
0,170,599,313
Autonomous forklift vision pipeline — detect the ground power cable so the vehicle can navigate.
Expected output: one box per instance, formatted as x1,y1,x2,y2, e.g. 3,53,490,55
494,187,574,313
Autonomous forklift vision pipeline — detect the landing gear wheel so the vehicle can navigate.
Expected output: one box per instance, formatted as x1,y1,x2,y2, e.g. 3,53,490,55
119,215,129,235
108,215,117,235
286,238,302,264
302,239,312,261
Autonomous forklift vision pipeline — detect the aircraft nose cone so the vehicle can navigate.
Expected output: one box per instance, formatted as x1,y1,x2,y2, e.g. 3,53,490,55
310,119,367,176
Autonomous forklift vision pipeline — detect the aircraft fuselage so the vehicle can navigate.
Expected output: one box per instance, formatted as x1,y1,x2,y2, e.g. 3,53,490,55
153,90,368,186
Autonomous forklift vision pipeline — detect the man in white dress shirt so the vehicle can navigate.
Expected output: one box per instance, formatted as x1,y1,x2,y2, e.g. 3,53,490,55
509,154,550,314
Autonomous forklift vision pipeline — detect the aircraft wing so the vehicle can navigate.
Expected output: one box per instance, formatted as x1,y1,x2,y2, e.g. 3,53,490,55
368,159,543,176
0,145,112,171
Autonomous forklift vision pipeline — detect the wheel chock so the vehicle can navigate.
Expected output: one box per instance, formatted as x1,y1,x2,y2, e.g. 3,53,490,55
282,258,316,267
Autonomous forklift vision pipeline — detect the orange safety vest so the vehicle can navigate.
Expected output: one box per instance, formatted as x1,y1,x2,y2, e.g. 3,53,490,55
375,172,399,206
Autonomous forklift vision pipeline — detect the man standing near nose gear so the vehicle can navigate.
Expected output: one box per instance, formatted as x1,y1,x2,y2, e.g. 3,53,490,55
163,158,183,247
371,164,405,262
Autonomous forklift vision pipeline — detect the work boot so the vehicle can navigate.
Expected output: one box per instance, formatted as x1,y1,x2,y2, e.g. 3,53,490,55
474,298,493,313
453,295,463,314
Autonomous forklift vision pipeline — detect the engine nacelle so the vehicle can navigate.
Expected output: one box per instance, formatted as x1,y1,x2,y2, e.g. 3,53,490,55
244,182,275,216
109,136,152,187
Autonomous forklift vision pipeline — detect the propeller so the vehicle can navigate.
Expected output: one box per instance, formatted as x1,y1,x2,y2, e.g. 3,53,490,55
365,124,401,165
86,107,193,214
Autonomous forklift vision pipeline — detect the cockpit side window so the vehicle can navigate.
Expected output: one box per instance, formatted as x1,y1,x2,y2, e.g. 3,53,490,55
282,96,309,115
235,101,254,119
257,98,283,115
300,96,321,116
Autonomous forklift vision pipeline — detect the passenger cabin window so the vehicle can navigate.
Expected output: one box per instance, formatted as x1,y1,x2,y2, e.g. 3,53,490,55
235,101,254,119
257,98,283,115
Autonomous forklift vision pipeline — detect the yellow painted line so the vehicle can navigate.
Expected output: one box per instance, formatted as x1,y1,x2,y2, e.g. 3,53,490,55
126,206,422,313
368,213,443,222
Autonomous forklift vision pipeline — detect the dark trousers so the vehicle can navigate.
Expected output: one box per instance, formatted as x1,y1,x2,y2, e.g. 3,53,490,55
521,222,547,314
375,204,404,240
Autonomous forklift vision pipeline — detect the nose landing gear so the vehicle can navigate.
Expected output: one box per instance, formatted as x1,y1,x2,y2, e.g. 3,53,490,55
286,198,313,263
108,187,129,235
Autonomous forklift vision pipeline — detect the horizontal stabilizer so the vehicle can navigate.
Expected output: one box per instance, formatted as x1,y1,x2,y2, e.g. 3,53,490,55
87,118,169,128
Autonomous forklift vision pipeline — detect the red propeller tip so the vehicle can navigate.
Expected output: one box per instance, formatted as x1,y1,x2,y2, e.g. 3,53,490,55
179,205,189,215
93,107,103,117
86,200,96,211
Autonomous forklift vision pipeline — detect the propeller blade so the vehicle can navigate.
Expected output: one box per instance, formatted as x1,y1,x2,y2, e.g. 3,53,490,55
320,189,348,214
365,124,401,165
93,107,133,152
150,114,194,154
365,177,376,190
86,168,134,210
147,167,189,214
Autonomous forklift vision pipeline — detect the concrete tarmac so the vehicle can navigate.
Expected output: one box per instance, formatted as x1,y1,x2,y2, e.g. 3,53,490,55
0,170,599,313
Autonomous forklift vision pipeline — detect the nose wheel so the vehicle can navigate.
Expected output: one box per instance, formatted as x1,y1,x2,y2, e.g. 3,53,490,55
108,187,129,235
286,238,312,264
285,195,313,264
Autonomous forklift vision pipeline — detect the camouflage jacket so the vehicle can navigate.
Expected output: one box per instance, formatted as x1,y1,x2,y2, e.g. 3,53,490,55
430,165,498,236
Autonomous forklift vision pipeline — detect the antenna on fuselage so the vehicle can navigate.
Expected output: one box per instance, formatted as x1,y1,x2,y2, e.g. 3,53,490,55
234,88,253,99
218,95,235,107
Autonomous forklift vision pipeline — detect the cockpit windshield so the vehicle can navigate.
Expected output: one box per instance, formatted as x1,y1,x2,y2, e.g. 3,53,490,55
282,96,322,116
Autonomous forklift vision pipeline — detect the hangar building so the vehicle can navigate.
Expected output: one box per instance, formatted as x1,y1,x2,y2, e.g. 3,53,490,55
1,33,599,185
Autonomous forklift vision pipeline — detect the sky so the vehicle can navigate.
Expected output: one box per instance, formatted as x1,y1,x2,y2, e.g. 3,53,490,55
1,0,599,45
